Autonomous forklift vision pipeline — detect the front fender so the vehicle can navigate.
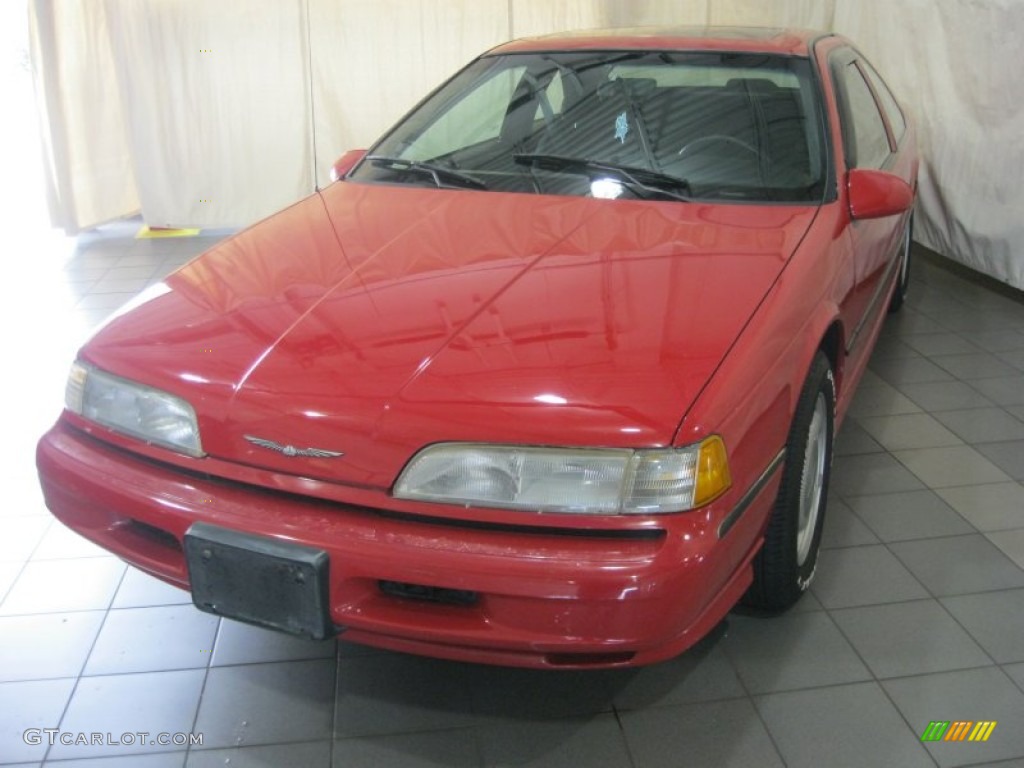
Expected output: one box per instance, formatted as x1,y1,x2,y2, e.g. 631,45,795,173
675,204,849,540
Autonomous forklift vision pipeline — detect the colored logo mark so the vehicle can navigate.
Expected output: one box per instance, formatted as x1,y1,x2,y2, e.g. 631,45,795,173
921,721,997,742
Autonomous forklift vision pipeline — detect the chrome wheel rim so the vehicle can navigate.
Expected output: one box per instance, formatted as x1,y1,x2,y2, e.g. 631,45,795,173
796,393,828,566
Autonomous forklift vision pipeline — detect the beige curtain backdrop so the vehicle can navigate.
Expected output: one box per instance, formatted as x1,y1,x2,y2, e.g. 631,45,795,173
29,0,1024,290
103,0,314,229
28,1,138,233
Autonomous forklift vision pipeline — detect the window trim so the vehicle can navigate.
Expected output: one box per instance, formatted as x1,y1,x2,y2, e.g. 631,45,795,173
808,34,839,203
856,56,907,145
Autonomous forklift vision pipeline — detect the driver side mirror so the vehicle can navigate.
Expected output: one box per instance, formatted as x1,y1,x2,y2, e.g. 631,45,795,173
330,149,367,182
847,168,914,220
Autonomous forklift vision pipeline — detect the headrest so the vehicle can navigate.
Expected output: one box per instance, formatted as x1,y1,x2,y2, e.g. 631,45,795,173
598,77,658,101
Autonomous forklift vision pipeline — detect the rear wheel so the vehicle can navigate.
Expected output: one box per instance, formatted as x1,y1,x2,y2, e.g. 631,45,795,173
743,352,835,612
888,215,913,313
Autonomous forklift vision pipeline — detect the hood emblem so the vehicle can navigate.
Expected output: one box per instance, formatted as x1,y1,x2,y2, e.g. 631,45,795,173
244,435,344,459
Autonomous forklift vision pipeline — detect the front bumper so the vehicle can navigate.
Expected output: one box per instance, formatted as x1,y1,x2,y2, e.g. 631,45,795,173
36,418,771,668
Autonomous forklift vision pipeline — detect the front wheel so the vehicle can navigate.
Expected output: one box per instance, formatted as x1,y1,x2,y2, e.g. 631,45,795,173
743,352,835,612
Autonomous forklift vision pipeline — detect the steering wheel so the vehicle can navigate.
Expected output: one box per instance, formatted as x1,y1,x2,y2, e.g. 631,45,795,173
678,135,758,158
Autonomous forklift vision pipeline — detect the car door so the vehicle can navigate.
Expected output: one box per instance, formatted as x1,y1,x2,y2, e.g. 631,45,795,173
830,48,911,359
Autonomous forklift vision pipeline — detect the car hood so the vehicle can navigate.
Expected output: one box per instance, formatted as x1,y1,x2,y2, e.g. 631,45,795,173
83,182,817,488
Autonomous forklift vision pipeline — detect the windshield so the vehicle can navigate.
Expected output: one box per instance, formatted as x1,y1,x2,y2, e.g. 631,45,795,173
350,50,827,203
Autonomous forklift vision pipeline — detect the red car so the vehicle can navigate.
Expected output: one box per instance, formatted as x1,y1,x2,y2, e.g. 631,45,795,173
38,27,916,668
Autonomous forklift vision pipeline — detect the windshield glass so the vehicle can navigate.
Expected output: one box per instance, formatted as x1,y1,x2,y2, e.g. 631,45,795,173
350,51,827,203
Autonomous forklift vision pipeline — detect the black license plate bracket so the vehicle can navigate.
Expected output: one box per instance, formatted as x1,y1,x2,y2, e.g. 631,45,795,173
184,522,333,640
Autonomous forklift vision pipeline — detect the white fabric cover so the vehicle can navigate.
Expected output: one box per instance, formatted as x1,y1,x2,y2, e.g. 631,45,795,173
28,1,138,233
102,0,314,229
29,0,1024,289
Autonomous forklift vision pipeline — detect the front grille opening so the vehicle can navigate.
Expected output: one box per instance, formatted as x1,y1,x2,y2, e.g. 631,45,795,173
122,519,182,551
379,580,478,606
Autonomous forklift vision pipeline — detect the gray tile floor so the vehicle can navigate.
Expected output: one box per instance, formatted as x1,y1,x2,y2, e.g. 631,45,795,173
2,221,1024,767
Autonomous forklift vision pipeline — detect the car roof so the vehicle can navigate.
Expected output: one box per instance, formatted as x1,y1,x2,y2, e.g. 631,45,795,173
489,26,825,56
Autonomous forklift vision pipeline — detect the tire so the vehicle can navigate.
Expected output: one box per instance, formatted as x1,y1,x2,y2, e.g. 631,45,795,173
888,215,913,313
743,352,835,612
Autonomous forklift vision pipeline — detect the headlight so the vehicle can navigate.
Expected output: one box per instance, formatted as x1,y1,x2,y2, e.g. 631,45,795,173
393,437,730,514
65,362,204,458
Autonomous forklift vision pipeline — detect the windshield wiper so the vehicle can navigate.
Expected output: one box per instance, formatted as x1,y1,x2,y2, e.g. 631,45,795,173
513,153,691,202
366,155,487,191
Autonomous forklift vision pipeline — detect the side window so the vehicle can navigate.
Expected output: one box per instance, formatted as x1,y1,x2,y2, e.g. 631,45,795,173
859,59,907,142
837,62,891,169
405,67,525,161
